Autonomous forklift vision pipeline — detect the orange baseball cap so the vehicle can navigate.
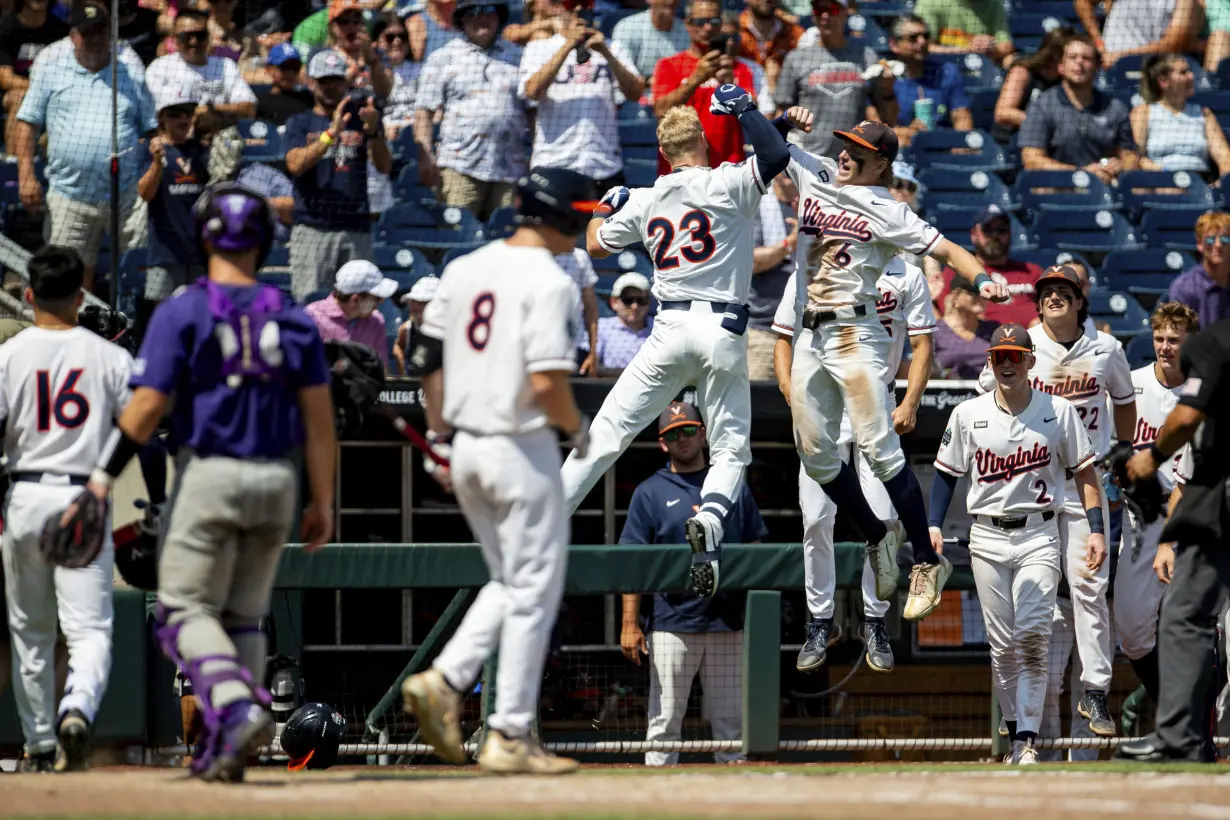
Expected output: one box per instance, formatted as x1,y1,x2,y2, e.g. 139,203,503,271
987,323,1034,354
329,0,364,21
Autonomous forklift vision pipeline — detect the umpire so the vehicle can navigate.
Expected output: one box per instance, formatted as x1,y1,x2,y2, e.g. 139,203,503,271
78,182,337,782
1119,318,1230,762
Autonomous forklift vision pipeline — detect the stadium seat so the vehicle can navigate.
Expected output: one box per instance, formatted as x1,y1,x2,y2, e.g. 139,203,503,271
117,248,146,294
1101,54,1212,92
622,144,660,163
846,13,889,54
1012,169,1115,222
1087,289,1151,338
618,119,658,147
1139,205,1207,250
376,204,484,249
1031,209,1141,254
303,287,332,306
485,206,517,240
1013,249,1100,286
393,166,437,205
928,53,1004,91
618,101,654,121
1217,57,1230,93
1124,332,1157,369
372,244,433,277
967,88,1000,133
598,8,636,38
0,160,18,206
929,208,1033,252
1193,90,1230,129
262,244,290,268
916,168,1014,213
854,0,915,21
1099,248,1196,297
257,270,291,290
389,129,419,167
593,248,654,280
1114,170,1216,219
1009,0,1081,21
624,161,659,188
1007,12,1070,54
904,129,1012,173
237,120,284,165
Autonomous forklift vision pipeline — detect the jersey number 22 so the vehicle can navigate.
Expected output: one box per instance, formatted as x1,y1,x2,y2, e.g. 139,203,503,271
36,369,89,431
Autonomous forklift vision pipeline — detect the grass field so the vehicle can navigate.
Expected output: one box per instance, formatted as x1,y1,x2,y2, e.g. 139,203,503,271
9,762,1230,819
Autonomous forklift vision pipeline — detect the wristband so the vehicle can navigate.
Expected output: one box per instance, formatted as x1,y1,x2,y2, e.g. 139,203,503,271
972,272,993,291
96,427,145,483
1149,442,1172,465
1086,505,1105,536
319,131,335,147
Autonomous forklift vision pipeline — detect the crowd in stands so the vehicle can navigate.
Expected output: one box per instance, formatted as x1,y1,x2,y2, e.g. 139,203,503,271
0,0,1228,379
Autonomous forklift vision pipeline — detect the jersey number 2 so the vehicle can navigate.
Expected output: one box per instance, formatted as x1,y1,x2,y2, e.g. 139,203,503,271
646,210,716,270
467,293,495,351
36,369,89,432
1032,479,1052,505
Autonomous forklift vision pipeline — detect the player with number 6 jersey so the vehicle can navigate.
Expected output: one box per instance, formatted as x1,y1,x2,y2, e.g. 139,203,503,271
930,323,1105,766
567,100,791,600
0,246,133,772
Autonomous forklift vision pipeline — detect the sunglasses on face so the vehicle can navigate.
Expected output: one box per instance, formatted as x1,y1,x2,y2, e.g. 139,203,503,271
989,350,1025,366
902,31,929,42
163,105,196,119
383,30,407,42
620,294,649,307
890,179,917,194
981,222,1010,235
335,14,364,26
177,30,208,45
1203,235,1230,247
688,15,722,26
662,426,700,441
462,5,499,18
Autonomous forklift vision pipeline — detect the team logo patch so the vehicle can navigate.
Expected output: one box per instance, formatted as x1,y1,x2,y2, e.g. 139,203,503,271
941,427,952,446
973,421,988,429
1134,387,1144,394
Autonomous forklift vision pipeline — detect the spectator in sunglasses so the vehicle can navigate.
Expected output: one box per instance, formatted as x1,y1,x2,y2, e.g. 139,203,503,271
321,0,394,99
145,8,256,120
255,42,313,126
595,272,653,375
881,14,973,147
1167,211,1230,329
610,0,689,79
374,13,423,138
937,205,1044,329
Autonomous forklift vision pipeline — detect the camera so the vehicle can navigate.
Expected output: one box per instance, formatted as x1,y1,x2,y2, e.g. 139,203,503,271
79,305,135,352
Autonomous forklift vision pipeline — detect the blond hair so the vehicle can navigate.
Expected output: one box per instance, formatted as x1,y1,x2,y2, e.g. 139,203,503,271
1196,210,1230,247
657,106,706,164
1151,301,1199,334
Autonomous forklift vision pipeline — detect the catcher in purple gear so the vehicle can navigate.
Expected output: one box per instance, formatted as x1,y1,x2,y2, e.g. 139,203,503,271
77,183,337,782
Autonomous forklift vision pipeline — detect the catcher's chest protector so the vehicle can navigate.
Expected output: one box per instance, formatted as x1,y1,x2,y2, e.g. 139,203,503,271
203,278,288,388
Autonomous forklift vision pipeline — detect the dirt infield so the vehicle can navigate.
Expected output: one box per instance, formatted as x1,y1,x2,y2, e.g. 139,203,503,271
8,764,1230,819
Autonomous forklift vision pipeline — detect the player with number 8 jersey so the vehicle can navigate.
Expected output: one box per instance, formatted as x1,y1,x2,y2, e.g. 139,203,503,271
0,246,133,771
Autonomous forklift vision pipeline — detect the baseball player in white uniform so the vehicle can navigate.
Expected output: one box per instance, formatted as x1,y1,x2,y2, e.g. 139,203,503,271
770,258,936,671
0,246,133,772
977,264,1136,737
930,323,1106,766
403,167,595,775
1116,302,1198,706
570,100,792,599
753,105,1008,622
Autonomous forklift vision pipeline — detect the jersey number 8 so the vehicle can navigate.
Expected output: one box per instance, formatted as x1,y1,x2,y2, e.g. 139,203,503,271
36,369,89,432
646,210,716,270
467,292,496,351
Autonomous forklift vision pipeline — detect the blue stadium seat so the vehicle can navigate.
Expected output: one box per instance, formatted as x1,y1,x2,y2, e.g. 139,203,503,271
1218,58,1230,94
846,13,889,54
378,202,440,231
376,204,484,249
916,169,1014,213
928,53,1004,91
303,287,332,306
485,206,517,240
1087,289,1151,338
441,246,479,268
1139,205,1206,251
118,248,147,294
389,129,419,167
1009,0,1081,21
0,160,18,206
855,0,915,21
624,161,659,188
1099,248,1196,296
618,120,658,147
1101,54,1212,92
598,8,636,38
1012,249,1100,286
257,270,291,290
237,120,284,165
1193,90,1230,129
593,248,654,280
1115,170,1216,219
1031,209,1142,253
1008,12,1071,54
393,165,437,205
619,101,654,121
1012,169,1115,222
262,244,290,268
622,144,660,163
372,244,433,277
1125,332,1157,369
929,208,1033,251
905,129,1012,173
967,88,1000,133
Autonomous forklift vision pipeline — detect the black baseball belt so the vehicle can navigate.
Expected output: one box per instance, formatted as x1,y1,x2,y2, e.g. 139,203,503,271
12,471,88,486
801,302,869,330
978,510,1056,530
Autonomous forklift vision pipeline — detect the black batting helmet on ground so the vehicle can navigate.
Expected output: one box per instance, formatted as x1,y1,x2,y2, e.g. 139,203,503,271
281,702,346,770
452,0,510,28
515,167,601,238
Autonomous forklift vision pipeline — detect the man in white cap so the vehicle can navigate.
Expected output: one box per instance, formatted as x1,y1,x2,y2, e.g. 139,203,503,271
394,275,439,376
305,259,398,371
595,272,653,376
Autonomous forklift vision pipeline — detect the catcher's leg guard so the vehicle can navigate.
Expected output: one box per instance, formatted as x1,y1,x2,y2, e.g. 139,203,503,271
224,621,272,706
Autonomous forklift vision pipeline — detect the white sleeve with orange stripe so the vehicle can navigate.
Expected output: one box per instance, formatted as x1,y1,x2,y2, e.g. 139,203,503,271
771,269,799,339
594,189,652,254
933,403,970,477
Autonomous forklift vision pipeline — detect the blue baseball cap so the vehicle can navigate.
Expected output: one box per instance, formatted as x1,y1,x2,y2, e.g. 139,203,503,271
974,204,1009,226
268,43,303,67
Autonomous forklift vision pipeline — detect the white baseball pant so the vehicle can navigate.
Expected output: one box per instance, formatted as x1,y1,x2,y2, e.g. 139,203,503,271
2,480,113,754
1057,478,1113,691
1113,509,1166,661
644,629,743,766
791,316,905,485
433,427,568,739
969,519,1060,735
799,410,894,620
560,305,751,529
1040,595,1115,761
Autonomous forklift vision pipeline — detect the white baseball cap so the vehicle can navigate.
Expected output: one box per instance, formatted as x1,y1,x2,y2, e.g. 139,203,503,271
334,260,397,299
892,160,919,187
155,76,203,113
308,49,348,80
400,275,439,305
611,272,650,298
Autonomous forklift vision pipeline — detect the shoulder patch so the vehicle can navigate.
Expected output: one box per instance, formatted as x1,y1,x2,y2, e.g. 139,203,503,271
941,427,952,446
1135,387,1144,394
973,420,988,429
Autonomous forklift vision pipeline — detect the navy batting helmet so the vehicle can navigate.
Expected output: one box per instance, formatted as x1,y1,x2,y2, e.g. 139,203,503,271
452,0,510,29
281,702,346,770
515,167,601,238
192,182,278,269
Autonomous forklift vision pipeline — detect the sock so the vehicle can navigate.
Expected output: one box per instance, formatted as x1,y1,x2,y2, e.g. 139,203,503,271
1006,720,1017,740
819,462,887,544
882,467,940,564
1018,730,1036,744
1128,648,1160,703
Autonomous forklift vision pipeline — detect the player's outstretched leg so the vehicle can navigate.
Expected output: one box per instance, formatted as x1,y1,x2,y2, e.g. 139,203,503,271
855,452,896,672
798,463,843,672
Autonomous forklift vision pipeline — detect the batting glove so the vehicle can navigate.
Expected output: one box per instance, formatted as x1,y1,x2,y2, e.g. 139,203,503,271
709,84,754,117
593,186,630,219
565,415,591,460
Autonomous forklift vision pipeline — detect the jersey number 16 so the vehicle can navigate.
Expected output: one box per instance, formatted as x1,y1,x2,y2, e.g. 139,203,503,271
36,369,89,432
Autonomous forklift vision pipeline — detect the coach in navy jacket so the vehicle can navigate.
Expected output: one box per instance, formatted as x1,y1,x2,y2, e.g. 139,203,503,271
619,401,767,766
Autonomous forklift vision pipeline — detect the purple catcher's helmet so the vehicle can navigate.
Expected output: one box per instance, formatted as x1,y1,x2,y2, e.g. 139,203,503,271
192,182,277,268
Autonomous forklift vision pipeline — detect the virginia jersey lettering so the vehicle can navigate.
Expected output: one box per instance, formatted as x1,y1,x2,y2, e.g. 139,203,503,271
1130,364,1182,492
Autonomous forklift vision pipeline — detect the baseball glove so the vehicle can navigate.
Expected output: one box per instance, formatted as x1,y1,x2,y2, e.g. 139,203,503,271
1107,440,1166,528
39,489,109,569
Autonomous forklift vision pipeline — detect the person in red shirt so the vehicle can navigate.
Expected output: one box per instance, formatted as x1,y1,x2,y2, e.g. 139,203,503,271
652,0,755,177
939,205,1043,327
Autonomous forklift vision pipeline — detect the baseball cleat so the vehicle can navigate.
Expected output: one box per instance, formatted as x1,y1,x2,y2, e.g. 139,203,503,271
1003,739,1022,765
19,747,56,773
796,619,841,672
1017,740,1039,766
1078,691,1117,737
477,730,578,775
859,618,894,673
198,701,274,783
685,513,722,599
403,668,466,764
867,520,904,600
902,555,952,621
55,709,91,772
